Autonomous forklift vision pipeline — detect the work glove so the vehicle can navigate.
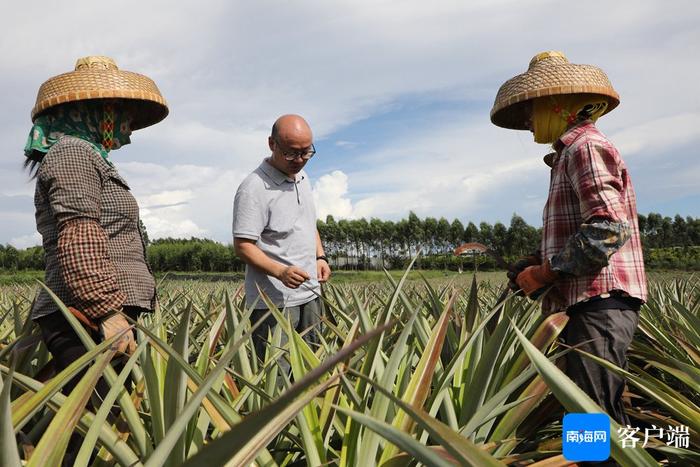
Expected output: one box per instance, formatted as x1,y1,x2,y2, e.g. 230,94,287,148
99,312,136,355
515,259,559,298
506,252,541,295
68,306,99,332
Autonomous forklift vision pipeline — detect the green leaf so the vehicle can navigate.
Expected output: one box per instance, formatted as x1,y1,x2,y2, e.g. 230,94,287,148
511,321,659,467
74,341,148,467
163,301,191,466
351,370,506,466
379,296,453,464
579,351,700,434
27,349,115,467
181,320,392,467
144,301,277,467
0,364,21,467
38,281,149,456
287,316,325,465
357,302,419,465
336,406,455,467
0,363,142,467
11,327,131,432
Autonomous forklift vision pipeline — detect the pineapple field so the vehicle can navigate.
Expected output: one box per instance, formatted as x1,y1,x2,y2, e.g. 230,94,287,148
0,270,698,466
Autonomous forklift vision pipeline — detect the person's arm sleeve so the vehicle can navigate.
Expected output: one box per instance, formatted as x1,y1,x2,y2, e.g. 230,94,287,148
38,144,125,319
232,185,266,241
550,142,631,276
56,219,126,318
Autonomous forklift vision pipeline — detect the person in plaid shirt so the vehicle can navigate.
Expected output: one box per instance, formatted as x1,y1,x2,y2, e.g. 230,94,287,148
491,51,647,426
24,57,168,449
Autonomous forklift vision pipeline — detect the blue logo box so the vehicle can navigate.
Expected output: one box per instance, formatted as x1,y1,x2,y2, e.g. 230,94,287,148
562,413,611,461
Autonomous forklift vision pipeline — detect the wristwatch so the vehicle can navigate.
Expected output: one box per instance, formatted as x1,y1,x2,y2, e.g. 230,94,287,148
316,255,329,264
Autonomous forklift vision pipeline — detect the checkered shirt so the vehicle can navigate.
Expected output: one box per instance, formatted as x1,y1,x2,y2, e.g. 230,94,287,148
31,136,156,320
541,121,647,314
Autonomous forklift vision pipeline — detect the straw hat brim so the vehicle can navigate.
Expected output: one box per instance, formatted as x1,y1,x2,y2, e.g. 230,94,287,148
32,69,168,130
490,62,619,130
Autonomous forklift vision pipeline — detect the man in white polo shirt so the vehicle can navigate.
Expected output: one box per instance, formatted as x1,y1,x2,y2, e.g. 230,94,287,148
233,114,331,367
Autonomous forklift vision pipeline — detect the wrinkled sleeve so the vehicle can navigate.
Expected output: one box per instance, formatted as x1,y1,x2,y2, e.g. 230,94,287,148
551,142,631,276
551,219,630,276
57,219,126,318
38,143,125,319
232,183,266,241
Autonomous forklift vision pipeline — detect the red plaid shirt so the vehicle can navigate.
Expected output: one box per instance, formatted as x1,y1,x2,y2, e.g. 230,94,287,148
541,121,647,314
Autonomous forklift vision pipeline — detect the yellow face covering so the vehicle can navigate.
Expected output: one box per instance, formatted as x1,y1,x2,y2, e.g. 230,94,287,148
531,95,608,144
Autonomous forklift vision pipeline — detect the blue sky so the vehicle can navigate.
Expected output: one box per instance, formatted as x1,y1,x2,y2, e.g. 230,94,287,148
1,0,698,247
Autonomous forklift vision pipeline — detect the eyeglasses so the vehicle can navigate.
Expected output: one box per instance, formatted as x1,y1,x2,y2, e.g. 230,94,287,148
274,139,316,161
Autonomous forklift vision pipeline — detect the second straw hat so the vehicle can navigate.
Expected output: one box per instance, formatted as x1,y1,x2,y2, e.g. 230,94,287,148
31,56,168,130
490,51,619,130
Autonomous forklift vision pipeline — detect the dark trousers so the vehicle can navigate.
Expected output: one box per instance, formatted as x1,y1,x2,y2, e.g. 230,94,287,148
35,308,141,467
250,297,323,376
563,307,639,425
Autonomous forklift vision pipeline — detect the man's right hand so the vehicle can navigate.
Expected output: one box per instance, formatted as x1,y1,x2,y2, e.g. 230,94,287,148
277,265,310,289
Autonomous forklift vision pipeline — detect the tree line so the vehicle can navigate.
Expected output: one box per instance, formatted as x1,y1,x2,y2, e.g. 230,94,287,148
317,213,540,270
1,212,699,272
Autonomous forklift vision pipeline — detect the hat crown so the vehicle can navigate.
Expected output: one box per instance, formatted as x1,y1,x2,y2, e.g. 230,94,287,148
529,51,568,69
74,56,118,71
490,51,619,130
32,56,168,129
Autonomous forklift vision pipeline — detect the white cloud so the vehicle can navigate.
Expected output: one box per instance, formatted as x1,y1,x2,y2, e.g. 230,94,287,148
1,0,699,243
324,116,549,223
116,162,248,242
311,136,546,224
139,210,207,239
460,159,542,196
141,190,194,208
9,232,41,249
313,171,354,220
335,140,360,149
610,112,700,158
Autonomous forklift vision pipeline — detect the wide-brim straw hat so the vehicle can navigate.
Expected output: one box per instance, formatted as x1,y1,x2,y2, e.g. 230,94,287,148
490,51,619,130
31,56,168,130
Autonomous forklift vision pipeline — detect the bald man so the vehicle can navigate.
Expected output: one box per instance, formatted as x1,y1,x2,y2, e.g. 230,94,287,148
233,115,330,366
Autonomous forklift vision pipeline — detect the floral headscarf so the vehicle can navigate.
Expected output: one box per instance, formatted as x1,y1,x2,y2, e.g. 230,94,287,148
24,100,132,166
531,95,608,144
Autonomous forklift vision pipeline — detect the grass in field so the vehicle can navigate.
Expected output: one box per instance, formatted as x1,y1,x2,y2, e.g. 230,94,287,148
0,267,694,286
328,268,505,283
0,270,43,285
